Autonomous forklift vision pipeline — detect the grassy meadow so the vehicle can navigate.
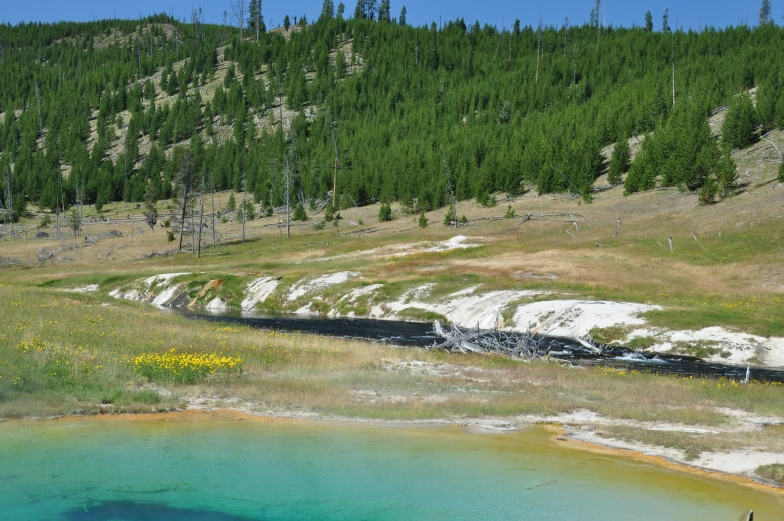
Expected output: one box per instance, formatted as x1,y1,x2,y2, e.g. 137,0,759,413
1,151,783,483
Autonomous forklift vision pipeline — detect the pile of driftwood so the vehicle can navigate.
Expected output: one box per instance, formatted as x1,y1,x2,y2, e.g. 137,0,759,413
430,321,553,359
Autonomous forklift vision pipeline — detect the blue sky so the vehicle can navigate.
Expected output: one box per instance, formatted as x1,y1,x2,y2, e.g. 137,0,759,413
1,1,776,31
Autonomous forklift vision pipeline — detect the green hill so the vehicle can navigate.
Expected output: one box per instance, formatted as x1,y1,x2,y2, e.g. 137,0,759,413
1,9,784,219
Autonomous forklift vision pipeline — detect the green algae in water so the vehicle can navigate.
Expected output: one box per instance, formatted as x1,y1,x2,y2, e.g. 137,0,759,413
0,416,781,520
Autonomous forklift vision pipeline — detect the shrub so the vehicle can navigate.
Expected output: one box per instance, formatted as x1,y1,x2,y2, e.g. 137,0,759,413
293,202,307,221
324,201,334,222
779,161,784,183
418,212,427,228
166,230,175,242
378,203,393,222
38,213,52,228
756,464,784,485
444,207,456,226
504,205,516,219
459,215,468,224
697,176,718,205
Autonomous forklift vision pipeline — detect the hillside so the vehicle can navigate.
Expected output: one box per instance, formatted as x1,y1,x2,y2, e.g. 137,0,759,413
1,12,784,218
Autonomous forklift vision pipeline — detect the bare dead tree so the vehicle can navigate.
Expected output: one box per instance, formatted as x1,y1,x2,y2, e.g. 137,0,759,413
177,152,196,252
284,157,291,239
197,172,205,258
210,168,216,245
241,168,247,243
431,321,554,360
229,0,246,41
327,108,340,207
535,16,542,84
444,159,457,228
4,163,12,232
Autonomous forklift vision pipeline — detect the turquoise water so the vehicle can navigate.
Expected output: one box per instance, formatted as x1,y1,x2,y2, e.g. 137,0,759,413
0,414,780,520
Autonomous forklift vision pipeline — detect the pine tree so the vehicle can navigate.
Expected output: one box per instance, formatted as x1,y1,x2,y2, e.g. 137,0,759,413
283,15,291,31
321,0,335,19
716,149,738,197
337,2,345,17
399,5,406,25
378,0,391,22
722,93,758,150
779,161,784,183
662,9,670,32
248,0,264,40
645,11,653,31
759,0,772,25
143,178,158,231
67,208,81,238
418,212,427,228
227,192,237,212
608,137,630,185
378,203,393,221
293,202,307,220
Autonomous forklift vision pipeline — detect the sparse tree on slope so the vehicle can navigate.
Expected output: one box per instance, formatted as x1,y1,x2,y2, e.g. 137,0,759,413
143,178,158,231
722,93,758,150
176,151,196,252
716,149,738,197
760,0,772,25
608,136,630,185
321,0,335,19
645,10,653,31
229,0,246,40
248,0,265,40
378,0,391,22
662,8,670,32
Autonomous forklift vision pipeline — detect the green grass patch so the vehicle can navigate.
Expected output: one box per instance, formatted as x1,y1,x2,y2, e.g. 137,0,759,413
756,464,784,485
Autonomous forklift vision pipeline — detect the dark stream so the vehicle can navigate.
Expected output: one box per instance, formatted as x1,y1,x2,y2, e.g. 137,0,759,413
185,311,784,383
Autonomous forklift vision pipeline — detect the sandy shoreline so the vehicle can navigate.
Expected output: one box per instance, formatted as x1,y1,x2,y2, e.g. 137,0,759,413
4,406,782,496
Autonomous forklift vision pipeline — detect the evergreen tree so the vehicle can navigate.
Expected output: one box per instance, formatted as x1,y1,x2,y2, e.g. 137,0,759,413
645,11,653,31
143,178,158,231
662,9,670,32
283,15,291,31
378,203,393,221
378,0,391,22
779,161,784,183
715,149,738,197
608,137,630,185
722,93,758,150
337,2,345,18
759,0,772,25
67,208,81,238
227,192,237,212
321,0,335,19
399,5,406,26
238,199,255,221
418,211,427,227
248,0,264,40
293,202,307,220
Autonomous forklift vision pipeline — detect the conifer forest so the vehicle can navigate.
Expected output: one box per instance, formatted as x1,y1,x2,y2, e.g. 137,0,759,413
1,2,783,220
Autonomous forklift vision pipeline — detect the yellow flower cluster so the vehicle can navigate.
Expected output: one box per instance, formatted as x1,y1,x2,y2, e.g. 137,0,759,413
131,348,243,384
16,337,49,353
